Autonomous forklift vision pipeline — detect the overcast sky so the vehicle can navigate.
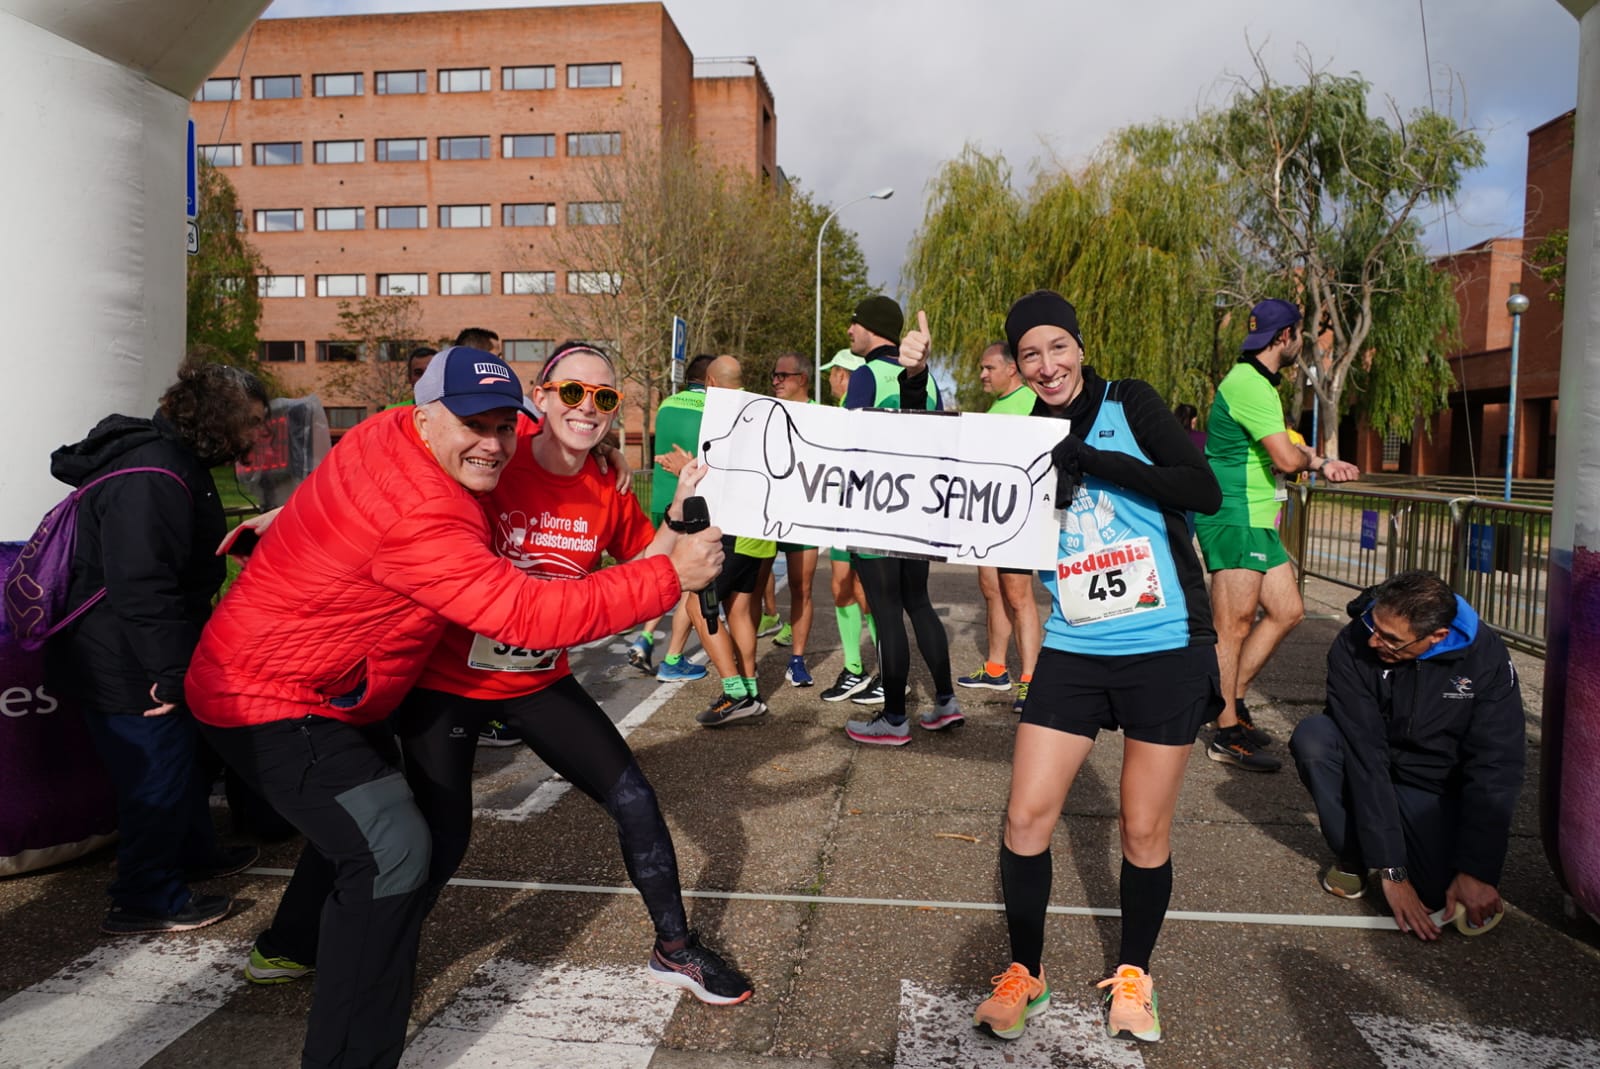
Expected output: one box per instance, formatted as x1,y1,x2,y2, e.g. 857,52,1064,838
265,0,1582,294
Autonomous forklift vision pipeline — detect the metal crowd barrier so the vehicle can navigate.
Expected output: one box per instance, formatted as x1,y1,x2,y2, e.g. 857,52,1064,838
1284,484,1551,655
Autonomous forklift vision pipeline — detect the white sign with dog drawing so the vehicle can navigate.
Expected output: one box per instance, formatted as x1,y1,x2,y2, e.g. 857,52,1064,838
696,390,1064,570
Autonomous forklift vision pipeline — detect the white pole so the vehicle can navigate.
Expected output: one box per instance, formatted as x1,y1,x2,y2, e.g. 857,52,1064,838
813,188,893,399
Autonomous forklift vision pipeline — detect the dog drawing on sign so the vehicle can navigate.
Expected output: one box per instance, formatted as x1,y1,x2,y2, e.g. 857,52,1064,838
701,397,1054,560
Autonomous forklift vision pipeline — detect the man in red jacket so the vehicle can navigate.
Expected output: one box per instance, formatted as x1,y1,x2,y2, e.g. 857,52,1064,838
189,347,723,1069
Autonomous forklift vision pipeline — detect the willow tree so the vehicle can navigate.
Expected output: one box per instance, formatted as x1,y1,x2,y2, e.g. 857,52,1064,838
903,146,1025,409
1212,48,1484,457
906,131,1228,411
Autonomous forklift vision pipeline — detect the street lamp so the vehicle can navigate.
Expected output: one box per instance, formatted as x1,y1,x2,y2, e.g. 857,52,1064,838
1503,285,1531,501
814,187,894,398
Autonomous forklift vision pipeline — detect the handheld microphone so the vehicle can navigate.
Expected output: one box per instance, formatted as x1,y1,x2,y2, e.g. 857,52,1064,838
678,496,721,634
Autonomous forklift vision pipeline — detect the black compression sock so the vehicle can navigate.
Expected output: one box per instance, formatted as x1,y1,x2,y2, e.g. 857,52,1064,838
1000,844,1052,978
1117,855,1173,972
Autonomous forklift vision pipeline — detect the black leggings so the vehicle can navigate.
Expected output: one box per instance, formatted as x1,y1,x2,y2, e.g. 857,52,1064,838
850,555,953,719
391,675,689,943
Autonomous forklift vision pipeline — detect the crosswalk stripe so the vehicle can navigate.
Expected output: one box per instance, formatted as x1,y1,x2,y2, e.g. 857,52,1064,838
895,979,1145,1068
399,960,678,1068
0,938,246,1069
1351,1013,1600,1068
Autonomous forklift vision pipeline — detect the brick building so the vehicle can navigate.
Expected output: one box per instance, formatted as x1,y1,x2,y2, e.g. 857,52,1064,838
189,2,776,438
1347,111,1571,478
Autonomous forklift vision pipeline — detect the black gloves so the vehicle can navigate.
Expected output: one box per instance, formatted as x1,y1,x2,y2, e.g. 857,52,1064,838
1051,433,1098,505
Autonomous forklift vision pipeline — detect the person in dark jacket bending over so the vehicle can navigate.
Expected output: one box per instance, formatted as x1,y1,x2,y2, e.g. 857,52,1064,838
1289,570,1524,940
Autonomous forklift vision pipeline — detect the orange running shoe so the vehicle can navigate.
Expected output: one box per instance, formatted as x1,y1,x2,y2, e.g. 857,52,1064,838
972,962,1050,1040
1097,963,1161,1042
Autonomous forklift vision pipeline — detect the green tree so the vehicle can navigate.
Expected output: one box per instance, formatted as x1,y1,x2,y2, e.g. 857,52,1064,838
1212,48,1484,456
186,159,269,379
1530,228,1567,306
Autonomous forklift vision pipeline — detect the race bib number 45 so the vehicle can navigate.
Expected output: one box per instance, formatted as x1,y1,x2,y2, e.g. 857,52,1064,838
1054,536,1164,626
467,633,562,672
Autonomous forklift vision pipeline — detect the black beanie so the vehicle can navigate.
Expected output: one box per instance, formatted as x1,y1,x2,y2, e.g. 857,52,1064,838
852,295,904,343
1005,290,1083,357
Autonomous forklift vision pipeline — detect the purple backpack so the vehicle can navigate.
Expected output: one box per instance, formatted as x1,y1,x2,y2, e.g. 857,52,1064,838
3,466,190,651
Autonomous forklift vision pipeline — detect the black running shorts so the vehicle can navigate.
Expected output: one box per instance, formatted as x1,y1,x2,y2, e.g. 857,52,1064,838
1021,644,1221,745
713,536,765,601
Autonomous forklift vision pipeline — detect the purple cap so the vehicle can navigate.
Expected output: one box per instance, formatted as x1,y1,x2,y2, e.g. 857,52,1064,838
1241,299,1302,351
413,346,537,419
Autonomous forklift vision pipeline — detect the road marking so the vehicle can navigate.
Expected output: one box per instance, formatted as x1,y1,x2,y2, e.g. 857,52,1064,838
1351,1013,1600,1068
399,959,677,1068
895,979,1143,1068
0,938,245,1069
242,867,1410,931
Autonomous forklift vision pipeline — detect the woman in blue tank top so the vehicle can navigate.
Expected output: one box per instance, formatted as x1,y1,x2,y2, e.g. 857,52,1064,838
972,291,1222,1046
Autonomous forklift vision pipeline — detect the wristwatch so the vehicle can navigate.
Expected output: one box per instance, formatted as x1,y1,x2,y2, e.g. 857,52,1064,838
1378,866,1408,883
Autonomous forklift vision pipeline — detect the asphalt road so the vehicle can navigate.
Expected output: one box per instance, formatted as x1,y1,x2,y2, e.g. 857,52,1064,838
1,568,1595,1069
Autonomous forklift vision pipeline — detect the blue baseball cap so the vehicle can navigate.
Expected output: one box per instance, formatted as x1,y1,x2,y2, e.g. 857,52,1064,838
413,346,537,419
1241,299,1303,351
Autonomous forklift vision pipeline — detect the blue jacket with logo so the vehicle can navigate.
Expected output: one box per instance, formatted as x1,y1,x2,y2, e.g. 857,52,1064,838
1323,594,1525,884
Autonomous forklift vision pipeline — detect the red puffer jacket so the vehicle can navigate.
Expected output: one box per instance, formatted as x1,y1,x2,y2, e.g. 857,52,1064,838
188,408,679,728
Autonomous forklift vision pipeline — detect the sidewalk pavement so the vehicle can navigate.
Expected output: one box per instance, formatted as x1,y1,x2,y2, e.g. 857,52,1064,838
0,566,1595,1069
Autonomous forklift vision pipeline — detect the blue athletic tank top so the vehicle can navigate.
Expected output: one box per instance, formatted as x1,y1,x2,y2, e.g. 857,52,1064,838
1038,381,1193,656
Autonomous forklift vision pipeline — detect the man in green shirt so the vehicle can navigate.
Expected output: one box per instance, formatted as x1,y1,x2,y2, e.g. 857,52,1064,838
1196,299,1359,772
627,355,717,685
960,342,1042,715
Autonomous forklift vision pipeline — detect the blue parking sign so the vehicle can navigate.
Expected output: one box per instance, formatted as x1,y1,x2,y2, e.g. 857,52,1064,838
186,120,197,220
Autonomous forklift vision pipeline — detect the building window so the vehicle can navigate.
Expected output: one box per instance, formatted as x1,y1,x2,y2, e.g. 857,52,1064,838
201,144,242,167
315,207,365,231
314,140,365,164
325,406,368,431
438,136,491,161
567,131,621,157
504,339,554,363
503,203,556,227
438,68,490,93
317,340,363,362
567,201,621,226
378,273,428,296
316,274,367,298
252,75,301,100
439,272,491,296
253,209,304,233
258,340,305,363
502,65,555,91
375,70,425,95
375,138,427,162
194,78,240,102
439,205,491,229
313,72,363,97
253,142,302,166
502,271,555,295
567,63,621,88
378,340,423,362
502,134,555,159
376,206,427,230
258,275,305,299
567,271,620,295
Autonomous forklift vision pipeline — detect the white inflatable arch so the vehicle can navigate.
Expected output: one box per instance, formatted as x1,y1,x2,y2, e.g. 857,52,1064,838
0,0,269,539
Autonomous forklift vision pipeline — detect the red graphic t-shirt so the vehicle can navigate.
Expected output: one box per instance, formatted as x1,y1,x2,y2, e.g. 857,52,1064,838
415,427,655,699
